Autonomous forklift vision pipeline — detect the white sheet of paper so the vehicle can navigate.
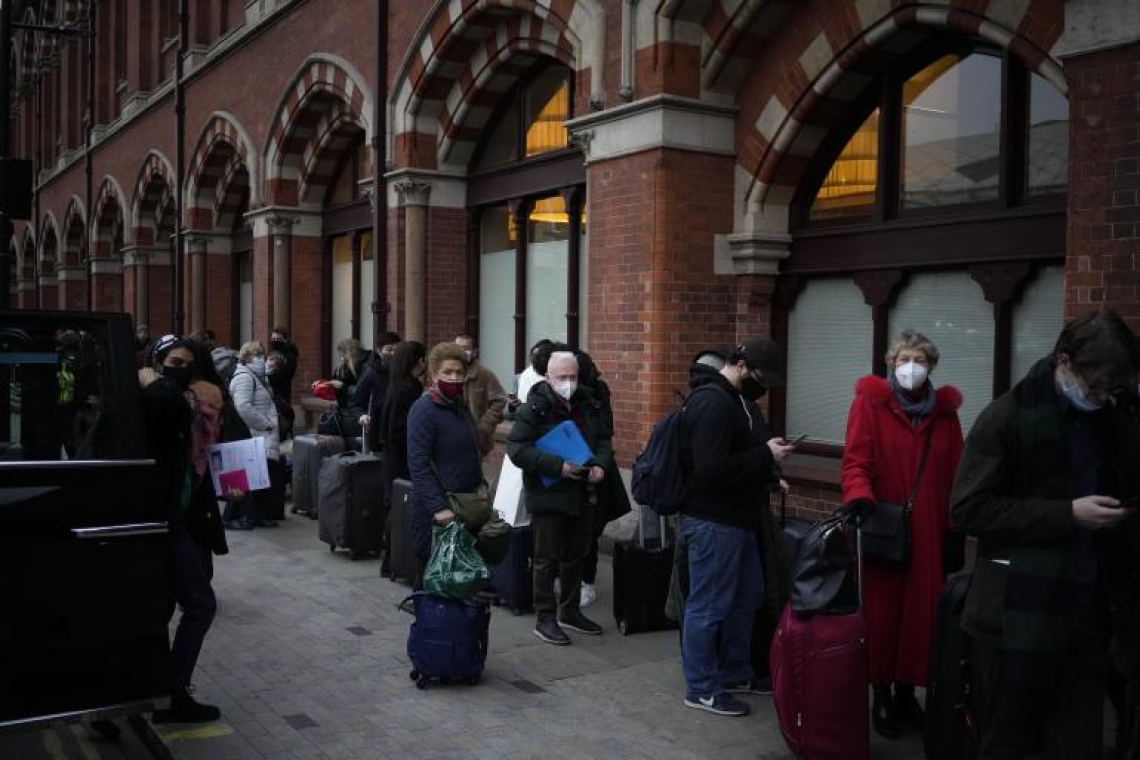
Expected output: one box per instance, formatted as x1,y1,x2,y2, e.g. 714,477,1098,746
208,437,271,494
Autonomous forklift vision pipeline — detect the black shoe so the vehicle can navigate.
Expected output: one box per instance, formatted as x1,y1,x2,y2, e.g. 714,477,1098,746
223,519,254,531
872,685,900,740
894,684,925,730
152,688,221,724
533,617,571,645
558,611,603,635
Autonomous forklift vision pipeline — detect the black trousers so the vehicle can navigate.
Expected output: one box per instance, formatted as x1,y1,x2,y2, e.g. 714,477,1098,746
168,529,217,690
532,508,594,618
974,611,1107,760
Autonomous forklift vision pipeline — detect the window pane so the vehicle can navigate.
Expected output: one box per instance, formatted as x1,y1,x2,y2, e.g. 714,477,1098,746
475,99,520,170
810,109,879,222
786,279,872,444
526,196,569,353
479,207,516,386
1027,74,1068,196
578,205,589,351
237,251,253,344
888,272,994,431
525,68,570,157
358,232,373,347
1011,265,1064,382
903,54,1002,209
330,235,353,372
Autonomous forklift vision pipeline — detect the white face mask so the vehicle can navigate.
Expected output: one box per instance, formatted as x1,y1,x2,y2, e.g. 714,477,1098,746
249,356,267,375
553,380,577,401
894,361,928,391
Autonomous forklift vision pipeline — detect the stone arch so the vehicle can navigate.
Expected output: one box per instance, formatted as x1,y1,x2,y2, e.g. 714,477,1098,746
389,0,603,170
39,214,59,277
263,55,373,207
214,153,251,231
62,196,86,266
92,177,128,258
186,112,257,225
131,151,176,246
19,228,37,283
296,108,366,206
732,0,1066,233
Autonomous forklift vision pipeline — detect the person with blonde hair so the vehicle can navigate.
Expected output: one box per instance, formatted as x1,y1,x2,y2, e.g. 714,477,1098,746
841,329,964,739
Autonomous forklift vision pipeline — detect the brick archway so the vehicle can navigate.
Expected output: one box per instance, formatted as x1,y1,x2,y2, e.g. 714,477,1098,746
39,216,58,277
92,178,127,258
390,0,602,170
187,113,256,229
728,0,1066,230
61,196,86,266
264,55,372,207
131,151,175,247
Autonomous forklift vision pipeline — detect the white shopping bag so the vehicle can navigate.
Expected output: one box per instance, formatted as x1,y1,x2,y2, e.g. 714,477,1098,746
493,458,529,527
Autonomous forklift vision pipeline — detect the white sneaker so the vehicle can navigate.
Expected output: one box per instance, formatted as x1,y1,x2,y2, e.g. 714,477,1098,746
553,578,561,597
580,582,597,608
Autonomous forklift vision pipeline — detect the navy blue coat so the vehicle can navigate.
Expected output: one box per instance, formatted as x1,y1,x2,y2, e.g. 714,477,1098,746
407,389,488,558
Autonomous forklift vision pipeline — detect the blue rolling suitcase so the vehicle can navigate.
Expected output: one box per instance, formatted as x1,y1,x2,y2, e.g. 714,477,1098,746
489,525,533,615
405,592,490,688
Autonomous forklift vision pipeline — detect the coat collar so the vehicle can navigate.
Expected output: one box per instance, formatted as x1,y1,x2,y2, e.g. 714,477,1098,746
854,374,963,416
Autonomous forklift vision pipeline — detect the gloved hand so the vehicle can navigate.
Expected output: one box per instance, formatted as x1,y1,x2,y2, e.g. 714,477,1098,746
843,498,876,527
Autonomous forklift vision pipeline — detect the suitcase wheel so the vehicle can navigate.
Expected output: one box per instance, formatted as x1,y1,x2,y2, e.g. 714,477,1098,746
466,675,479,686
415,676,428,689
349,551,362,561
329,545,336,553
618,619,629,636
409,670,418,681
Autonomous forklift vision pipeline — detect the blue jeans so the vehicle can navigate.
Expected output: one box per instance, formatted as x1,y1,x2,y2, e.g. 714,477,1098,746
681,516,763,698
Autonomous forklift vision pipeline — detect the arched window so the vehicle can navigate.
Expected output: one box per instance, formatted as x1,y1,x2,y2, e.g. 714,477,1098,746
469,63,586,385
782,44,1068,444
325,137,373,366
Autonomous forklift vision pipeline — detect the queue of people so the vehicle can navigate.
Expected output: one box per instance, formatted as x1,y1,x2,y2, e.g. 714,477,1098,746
134,311,1140,760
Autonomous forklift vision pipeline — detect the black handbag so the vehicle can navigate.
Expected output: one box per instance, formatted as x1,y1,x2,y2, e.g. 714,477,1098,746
786,510,859,615
862,429,933,563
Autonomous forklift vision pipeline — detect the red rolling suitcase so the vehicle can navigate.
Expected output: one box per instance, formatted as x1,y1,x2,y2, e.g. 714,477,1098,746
770,520,869,760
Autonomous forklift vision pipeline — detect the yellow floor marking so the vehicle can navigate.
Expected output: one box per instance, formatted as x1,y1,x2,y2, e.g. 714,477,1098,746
70,725,104,760
158,723,234,742
41,729,69,760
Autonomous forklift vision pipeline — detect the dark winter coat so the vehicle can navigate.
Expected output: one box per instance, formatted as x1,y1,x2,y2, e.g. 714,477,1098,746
842,374,964,685
379,381,422,502
407,388,491,559
352,353,391,452
507,381,615,517
679,370,772,532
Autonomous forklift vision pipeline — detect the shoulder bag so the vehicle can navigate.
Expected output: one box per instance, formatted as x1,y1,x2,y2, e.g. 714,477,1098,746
862,428,933,563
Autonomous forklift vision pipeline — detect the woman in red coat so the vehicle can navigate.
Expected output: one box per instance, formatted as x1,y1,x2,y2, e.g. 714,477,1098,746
841,329,963,740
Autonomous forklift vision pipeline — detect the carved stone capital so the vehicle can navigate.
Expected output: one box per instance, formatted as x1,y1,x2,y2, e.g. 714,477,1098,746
726,231,792,276
568,129,595,160
393,178,432,207
265,214,297,236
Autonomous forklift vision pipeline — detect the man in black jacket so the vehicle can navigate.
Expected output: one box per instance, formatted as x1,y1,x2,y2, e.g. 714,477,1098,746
951,312,1140,760
679,337,794,717
354,331,401,452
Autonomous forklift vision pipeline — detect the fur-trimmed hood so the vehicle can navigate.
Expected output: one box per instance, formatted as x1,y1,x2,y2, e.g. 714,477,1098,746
854,374,963,415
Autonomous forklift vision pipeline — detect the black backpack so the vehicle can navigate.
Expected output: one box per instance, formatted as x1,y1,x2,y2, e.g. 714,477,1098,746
631,386,719,515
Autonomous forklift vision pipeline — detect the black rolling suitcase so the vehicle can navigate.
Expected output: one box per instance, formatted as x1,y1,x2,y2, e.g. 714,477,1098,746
924,570,977,760
388,478,418,584
291,434,345,516
489,525,533,614
612,510,677,635
317,451,384,559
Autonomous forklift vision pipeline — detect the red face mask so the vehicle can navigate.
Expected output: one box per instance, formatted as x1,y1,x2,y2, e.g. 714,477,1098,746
437,378,464,401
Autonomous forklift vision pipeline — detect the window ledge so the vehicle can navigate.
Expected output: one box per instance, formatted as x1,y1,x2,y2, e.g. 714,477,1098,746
781,451,842,491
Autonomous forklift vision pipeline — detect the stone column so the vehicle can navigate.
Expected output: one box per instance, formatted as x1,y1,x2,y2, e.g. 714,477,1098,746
394,179,431,342
187,235,209,334
268,214,294,333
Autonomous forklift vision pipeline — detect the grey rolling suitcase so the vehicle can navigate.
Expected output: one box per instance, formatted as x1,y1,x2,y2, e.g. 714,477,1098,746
317,451,384,559
291,434,345,516
388,478,418,584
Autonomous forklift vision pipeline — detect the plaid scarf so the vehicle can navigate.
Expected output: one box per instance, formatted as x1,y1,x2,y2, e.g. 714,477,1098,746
1003,357,1078,656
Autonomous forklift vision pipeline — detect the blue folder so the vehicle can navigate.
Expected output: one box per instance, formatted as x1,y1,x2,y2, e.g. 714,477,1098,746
535,420,594,487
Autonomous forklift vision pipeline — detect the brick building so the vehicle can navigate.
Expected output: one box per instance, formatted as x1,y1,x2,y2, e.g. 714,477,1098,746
5,0,1139,509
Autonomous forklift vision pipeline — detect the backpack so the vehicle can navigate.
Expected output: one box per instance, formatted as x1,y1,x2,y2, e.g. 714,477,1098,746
631,385,720,515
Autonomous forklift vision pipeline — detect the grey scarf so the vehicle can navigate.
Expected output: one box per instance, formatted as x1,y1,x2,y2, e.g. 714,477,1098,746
888,372,936,425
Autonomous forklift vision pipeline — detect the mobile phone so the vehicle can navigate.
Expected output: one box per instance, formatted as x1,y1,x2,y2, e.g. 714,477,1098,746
787,434,808,446
1118,495,1140,510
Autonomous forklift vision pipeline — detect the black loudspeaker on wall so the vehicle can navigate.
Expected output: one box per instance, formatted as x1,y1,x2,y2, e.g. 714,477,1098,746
0,158,33,220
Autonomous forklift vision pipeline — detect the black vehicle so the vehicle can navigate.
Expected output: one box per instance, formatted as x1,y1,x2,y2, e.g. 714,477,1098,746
0,310,170,730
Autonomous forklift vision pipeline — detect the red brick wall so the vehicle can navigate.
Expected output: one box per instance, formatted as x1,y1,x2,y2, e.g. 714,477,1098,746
58,278,87,311
1065,41,1140,330
206,254,235,348
586,148,738,466
425,206,468,346
89,273,122,313
289,235,325,400
147,265,172,333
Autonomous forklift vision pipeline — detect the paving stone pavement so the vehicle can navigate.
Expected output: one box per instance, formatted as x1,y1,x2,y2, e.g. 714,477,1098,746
155,511,927,760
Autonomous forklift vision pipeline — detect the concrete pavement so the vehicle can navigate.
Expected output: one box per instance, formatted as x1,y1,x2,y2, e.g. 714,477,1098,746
156,509,927,760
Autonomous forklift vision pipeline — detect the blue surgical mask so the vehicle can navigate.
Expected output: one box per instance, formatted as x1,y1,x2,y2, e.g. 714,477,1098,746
1060,376,1102,413
249,356,267,375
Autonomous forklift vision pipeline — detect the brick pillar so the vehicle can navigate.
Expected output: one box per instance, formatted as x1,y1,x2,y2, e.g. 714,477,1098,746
1063,41,1140,329
187,235,209,334
56,263,87,311
89,257,124,312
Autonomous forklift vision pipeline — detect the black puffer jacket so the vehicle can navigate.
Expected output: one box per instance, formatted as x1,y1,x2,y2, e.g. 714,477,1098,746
679,369,773,532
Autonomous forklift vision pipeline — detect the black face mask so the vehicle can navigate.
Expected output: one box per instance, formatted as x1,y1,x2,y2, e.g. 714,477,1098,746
162,364,193,391
740,376,768,402
270,340,287,351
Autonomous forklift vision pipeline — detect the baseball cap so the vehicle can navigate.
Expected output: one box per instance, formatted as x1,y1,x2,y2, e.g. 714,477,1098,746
736,336,785,387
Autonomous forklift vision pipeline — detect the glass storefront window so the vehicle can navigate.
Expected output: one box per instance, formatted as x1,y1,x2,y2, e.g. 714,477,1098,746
526,196,570,352
330,235,354,371
1011,266,1064,381
1027,74,1069,197
786,279,873,444
479,207,516,387
811,109,879,222
525,69,570,157
888,271,994,431
359,232,373,345
903,54,1002,209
